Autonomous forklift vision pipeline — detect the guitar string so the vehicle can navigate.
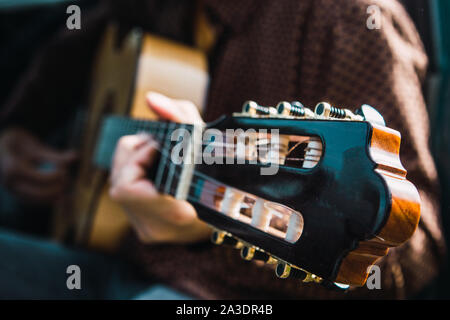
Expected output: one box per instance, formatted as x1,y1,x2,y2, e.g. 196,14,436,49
102,120,307,173
104,117,322,166
146,133,383,241
142,134,307,221
102,119,235,200
102,118,319,201
102,118,326,202
103,119,304,199
102,118,383,241
104,116,311,147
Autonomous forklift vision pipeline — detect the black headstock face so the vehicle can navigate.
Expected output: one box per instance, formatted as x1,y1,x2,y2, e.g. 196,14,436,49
190,108,390,286
94,99,417,288
94,99,416,287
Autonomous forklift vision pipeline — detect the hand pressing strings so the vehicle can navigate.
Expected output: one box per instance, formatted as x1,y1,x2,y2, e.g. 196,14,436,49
109,92,211,244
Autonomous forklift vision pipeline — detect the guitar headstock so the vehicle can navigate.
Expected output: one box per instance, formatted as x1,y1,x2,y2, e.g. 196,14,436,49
190,101,420,290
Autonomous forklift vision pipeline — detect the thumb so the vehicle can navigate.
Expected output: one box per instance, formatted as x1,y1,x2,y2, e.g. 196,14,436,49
146,91,203,125
32,147,78,166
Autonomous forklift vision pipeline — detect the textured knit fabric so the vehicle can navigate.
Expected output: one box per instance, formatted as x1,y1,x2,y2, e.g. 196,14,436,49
0,0,445,299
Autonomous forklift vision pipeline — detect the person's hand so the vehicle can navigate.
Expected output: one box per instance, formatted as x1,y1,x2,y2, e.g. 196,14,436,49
109,92,211,244
0,127,77,204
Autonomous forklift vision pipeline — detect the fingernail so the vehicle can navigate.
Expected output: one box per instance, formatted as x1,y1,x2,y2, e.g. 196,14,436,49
147,91,169,105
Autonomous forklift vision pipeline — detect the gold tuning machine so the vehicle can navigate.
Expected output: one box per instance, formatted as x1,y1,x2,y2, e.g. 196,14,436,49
275,262,306,279
276,101,315,119
211,230,243,249
275,262,322,284
240,246,277,264
314,102,364,121
242,101,277,116
357,104,386,126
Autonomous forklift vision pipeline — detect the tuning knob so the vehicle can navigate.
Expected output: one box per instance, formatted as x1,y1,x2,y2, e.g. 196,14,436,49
211,230,243,249
277,101,315,118
240,246,277,264
356,104,386,126
315,102,363,121
242,101,277,116
275,262,307,280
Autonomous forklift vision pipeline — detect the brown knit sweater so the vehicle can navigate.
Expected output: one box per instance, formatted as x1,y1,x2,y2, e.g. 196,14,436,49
0,0,445,299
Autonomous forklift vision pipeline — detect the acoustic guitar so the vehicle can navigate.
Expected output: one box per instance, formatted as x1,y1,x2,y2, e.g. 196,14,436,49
52,23,209,250
53,24,421,290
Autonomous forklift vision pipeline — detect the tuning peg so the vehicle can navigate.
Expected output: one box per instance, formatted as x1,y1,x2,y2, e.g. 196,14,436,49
315,102,364,121
303,273,322,283
240,246,277,264
275,262,307,280
211,230,243,249
242,101,277,116
356,104,386,126
276,101,315,118
275,262,323,284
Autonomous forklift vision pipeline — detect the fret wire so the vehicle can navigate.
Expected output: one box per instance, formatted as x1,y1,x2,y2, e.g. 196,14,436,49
147,138,243,211
95,116,187,170
166,176,223,202
164,123,185,196
155,134,224,188
154,122,174,191
101,116,194,148
98,116,233,204
155,141,225,200
154,121,167,193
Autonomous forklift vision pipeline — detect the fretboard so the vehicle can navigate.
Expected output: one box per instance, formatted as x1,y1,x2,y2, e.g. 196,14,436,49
94,115,194,197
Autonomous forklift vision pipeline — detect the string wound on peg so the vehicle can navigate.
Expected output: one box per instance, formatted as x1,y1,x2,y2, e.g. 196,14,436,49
211,230,243,249
242,101,277,116
275,262,307,280
241,246,277,264
315,102,363,121
276,101,315,118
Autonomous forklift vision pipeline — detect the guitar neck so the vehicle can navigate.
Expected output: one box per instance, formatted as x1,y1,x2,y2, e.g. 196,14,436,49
94,115,195,197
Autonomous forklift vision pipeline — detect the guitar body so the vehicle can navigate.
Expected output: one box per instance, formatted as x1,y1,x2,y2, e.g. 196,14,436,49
52,24,209,251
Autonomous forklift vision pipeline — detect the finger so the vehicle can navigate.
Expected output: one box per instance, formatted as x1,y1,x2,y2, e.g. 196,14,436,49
123,193,197,226
111,147,157,188
130,138,159,168
176,100,204,125
110,139,162,201
146,92,184,122
0,154,66,190
121,194,209,244
24,145,78,167
146,91,203,124
112,135,153,173
118,196,191,240
110,175,158,203
11,180,67,204
14,160,68,185
111,138,157,186
2,129,77,166
150,196,198,226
